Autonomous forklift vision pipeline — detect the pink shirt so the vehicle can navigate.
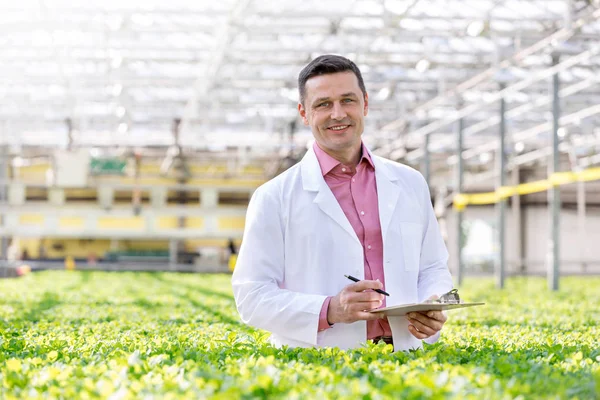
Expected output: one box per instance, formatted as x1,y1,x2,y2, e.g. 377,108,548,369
314,142,392,340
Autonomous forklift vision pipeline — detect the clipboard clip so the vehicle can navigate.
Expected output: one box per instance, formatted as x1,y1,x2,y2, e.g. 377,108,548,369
437,288,461,304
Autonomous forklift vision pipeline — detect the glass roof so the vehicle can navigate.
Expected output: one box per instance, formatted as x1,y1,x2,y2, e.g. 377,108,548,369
1,0,599,174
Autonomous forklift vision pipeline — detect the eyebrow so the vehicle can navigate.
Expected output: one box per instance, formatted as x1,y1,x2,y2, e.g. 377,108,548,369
311,92,359,106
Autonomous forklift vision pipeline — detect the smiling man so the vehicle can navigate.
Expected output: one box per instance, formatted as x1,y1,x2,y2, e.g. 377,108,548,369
298,70,366,166
232,54,453,351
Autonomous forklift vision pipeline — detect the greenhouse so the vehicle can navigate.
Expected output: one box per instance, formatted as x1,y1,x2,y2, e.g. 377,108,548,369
1,0,599,398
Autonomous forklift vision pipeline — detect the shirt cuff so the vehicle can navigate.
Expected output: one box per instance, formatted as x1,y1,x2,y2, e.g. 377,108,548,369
424,330,442,345
318,296,333,332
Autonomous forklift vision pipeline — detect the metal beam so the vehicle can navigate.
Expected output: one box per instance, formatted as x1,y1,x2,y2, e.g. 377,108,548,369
496,83,507,289
0,145,7,261
438,101,600,210
387,43,600,153
452,102,600,170
404,76,600,162
422,132,430,185
180,0,252,131
381,7,600,133
169,239,178,270
577,177,587,273
511,166,525,274
455,113,465,286
0,29,571,44
0,6,573,23
548,54,561,291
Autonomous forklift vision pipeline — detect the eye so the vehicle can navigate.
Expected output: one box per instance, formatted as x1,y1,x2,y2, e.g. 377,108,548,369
342,98,354,103
316,102,330,108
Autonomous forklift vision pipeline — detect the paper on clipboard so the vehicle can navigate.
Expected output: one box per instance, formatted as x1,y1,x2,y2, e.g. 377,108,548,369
369,302,485,316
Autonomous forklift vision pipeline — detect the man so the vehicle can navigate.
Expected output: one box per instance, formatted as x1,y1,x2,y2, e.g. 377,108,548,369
232,55,453,351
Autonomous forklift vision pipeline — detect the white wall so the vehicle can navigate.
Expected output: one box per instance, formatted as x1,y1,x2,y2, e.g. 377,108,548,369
444,204,600,275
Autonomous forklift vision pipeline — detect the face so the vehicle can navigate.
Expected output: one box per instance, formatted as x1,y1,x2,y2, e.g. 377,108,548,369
298,71,368,157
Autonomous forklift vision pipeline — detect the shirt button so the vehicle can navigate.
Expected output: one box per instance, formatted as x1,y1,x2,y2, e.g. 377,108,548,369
352,178,355,182
367,245,372,250
342,168,346,172
360,211,365,216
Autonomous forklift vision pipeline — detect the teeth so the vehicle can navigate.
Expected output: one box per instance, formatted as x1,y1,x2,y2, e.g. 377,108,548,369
330,125,348,131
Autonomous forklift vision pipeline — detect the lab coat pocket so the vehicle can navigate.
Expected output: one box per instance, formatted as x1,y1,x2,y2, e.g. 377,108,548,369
400,222,423,271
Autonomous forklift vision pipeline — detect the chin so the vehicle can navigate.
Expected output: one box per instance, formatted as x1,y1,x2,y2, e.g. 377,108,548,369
328,140,357,151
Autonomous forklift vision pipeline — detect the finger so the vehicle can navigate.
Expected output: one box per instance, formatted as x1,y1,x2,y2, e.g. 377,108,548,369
408,324,430,339
347,291,384,303
356,311,386,321
347,301,382,312
342,291,383,304
406,316,437,336
406,312,443,332
347,279,383,293
423,310,447,323
408,312,443,331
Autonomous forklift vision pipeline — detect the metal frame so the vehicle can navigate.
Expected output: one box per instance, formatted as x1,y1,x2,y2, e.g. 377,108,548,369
2,0,599,163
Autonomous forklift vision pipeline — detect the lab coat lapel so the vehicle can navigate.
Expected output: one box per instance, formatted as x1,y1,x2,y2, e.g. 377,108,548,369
371,155,400,242
313,183,360,244
300,147,360,245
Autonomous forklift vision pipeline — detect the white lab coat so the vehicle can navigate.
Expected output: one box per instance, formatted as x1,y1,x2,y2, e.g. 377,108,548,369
232,144,453,351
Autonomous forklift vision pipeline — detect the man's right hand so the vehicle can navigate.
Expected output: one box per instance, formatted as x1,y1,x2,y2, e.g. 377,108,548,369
327,280,386,324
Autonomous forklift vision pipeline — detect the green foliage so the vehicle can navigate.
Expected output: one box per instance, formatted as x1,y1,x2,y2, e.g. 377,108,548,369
0,272,598,399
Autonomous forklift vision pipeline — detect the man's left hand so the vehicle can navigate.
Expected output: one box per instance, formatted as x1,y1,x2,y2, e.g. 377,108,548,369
406,294,448,339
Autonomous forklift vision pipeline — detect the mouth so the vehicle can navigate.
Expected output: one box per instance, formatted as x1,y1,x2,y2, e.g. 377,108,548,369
327,124,351,133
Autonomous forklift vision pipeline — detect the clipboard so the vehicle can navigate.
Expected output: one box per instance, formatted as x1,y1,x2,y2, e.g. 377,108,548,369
369,302,485,317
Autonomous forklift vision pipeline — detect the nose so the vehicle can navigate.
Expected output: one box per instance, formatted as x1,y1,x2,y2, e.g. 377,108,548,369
330,101,347,121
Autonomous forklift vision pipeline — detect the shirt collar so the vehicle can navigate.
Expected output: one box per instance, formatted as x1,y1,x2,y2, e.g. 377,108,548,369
313,141,375,177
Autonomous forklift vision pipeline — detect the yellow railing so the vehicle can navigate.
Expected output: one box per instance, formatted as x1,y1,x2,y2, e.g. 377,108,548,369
12,215,240,231
453,167,600,211
14,163,267,186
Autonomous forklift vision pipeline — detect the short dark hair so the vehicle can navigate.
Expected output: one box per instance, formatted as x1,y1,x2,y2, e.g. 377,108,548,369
298,54,367,105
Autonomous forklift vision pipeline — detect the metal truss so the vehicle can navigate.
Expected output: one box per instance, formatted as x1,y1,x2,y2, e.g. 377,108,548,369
1,0,600,174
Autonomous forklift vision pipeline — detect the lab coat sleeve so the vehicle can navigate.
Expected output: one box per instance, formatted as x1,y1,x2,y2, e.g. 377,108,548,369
231,185,326,345
415,175,454,345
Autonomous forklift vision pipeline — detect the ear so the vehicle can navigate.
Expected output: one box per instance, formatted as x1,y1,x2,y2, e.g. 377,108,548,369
363,92,369,117
298,103,309,126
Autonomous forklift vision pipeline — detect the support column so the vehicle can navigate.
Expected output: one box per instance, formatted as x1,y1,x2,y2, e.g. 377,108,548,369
98,186,114,210
456,115,465,286
151,187,168,208
8,183,25,206
169,239,178,270
200,188,218,208
548,55,561,291
66,118,74,150
201,188,219,235
496,83,507,289
171,118,187,264
577,178,586,272
48,188,66,206
0,146,6,203
0,145,7,261
512,166,525,274
109,239,119,268
422,133,431,186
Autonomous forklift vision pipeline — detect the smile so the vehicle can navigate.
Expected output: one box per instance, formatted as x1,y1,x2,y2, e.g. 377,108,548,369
328,125,350,131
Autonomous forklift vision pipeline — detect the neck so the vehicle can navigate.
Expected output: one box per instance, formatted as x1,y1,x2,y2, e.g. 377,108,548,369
317,142,362,166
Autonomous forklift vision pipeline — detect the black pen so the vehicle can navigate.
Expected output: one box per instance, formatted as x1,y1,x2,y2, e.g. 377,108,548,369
344,275,390,296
